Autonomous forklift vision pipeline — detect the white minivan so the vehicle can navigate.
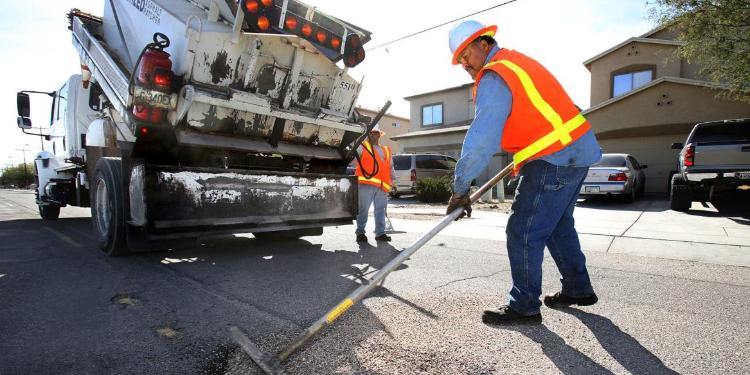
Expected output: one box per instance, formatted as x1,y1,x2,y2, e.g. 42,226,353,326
390,154,457,197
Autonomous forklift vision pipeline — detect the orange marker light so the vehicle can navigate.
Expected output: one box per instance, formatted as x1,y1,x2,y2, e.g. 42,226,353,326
257,15,270,31
301,23,312,37
316,30,327,43
331,37,341,50
245,0,259,13
261,0,273,6
285,16,298,30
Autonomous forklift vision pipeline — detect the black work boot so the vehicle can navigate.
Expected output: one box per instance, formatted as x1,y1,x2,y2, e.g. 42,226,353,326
543,292,598,309
356,234,368,242
375,234,391,242
482,305,542,325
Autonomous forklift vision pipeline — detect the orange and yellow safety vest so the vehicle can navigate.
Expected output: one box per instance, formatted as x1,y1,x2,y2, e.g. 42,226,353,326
473,49,591,172
355,140,393,193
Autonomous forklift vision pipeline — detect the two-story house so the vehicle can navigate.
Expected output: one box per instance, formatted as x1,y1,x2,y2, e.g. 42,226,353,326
354,106,410,152
583,26,750,193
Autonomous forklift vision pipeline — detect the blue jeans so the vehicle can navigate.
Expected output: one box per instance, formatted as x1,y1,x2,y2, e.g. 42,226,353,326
356,184,388,236
506,160,594,315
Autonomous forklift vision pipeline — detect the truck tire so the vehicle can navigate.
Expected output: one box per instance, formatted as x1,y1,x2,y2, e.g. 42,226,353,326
39,204,60,220
91,158,129,256
253,227,324,240
670,174,691,211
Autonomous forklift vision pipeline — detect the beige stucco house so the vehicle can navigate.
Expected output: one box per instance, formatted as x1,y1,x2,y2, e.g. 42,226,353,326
355,106,411,152
583,26,750,193
395,25,750,194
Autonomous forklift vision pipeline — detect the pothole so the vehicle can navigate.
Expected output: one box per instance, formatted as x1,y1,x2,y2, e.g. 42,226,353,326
111,293,138,306
155,327,180,338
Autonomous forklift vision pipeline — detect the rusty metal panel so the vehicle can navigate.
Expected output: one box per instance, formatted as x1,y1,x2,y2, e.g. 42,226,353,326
145,167,357,229
186,102,275,138
281,121,344,147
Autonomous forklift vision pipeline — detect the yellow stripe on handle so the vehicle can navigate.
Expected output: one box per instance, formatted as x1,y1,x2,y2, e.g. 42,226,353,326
326,298,354,323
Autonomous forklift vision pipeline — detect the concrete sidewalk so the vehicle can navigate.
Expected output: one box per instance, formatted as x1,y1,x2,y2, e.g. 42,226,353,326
383,198,750,267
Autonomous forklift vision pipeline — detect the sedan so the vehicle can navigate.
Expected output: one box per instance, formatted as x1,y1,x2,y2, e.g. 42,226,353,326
579,153,647,202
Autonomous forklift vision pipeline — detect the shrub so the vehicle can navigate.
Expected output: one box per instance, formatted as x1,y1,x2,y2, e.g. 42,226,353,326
416,176,452,203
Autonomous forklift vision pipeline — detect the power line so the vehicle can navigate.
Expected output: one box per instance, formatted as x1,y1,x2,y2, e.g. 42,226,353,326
366,0,520,52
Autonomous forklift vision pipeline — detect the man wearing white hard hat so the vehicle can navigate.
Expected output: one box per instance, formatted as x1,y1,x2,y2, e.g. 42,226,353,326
354,124,395,242
445,20,602,324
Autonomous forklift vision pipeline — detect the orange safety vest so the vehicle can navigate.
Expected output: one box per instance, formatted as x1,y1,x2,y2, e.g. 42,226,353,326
473,49,591,172
355,140,393,193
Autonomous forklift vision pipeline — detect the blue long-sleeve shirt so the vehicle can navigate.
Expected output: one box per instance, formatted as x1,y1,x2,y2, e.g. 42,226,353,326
452,46,602,195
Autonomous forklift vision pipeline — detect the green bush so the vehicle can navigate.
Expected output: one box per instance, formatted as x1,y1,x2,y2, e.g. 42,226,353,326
416,176,452,203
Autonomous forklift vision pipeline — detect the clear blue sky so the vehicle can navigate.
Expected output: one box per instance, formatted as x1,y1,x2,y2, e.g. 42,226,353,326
0,0,655,166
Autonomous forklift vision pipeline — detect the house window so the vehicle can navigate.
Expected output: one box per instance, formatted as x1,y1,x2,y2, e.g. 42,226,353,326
612,69,653,97
421,103,443,126
392,122,400,128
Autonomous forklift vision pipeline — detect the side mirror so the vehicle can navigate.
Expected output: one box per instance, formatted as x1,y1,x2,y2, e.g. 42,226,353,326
17,116,32,130
17,92,30,117
671,142,683,150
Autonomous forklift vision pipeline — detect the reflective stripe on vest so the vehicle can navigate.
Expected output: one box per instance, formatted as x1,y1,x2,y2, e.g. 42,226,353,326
483,59,588,166
357,176,392,191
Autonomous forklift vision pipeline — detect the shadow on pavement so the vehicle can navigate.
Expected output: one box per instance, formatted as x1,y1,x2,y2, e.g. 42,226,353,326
501,323,614,375
560,308,679,375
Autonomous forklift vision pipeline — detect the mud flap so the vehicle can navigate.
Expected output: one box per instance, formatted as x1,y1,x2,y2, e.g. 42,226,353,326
130,166,356,236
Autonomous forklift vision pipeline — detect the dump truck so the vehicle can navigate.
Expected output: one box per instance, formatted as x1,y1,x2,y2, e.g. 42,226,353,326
15,0,376,255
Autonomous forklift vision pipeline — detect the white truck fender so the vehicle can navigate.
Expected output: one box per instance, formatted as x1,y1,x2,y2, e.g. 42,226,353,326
86,118,116,148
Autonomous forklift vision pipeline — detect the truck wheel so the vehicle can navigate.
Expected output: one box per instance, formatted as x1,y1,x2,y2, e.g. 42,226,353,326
39,204,60,220
91,158,129,256
670,175,691,211
253,227,324,240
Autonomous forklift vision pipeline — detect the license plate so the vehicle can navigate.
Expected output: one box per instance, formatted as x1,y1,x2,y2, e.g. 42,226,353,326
736,172,750,179
584,186,600,193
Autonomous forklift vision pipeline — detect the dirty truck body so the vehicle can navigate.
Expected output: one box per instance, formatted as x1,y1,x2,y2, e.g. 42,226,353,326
17,0,373,255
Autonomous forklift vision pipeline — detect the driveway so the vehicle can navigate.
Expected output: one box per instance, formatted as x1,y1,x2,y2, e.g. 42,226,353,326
383,196,750,268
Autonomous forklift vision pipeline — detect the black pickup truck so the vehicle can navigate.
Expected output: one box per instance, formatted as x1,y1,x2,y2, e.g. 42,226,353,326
670,118,750,211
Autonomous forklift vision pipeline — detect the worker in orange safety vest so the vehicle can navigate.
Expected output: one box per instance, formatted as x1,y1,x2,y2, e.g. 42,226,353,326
354,125,395,243
445,20,603,325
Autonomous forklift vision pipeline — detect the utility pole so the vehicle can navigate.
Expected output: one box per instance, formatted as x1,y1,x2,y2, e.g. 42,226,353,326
15,145,32,188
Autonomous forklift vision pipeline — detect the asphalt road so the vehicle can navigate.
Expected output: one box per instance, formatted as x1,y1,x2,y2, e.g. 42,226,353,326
1,189,749,375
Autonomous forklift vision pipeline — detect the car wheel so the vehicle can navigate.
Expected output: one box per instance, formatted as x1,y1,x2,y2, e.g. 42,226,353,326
625,186,636,203
39,204,60,220
91,157,129,256
670,174,691,211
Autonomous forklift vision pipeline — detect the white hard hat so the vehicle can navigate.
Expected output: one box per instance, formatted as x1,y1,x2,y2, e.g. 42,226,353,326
448,20,497,65
370,124,386,135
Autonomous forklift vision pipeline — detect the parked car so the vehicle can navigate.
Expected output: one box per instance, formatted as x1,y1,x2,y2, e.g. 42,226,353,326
579,153,647,202
391,154,457,197
669,118,750,211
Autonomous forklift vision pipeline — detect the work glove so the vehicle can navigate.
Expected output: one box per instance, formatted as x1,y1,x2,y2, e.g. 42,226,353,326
446,192,472,220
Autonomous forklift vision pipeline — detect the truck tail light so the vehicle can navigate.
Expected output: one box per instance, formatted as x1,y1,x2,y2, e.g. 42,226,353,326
684,143,695,166
132,39,173,124
344,34,365,67
608,172,628,182
410,169,417,182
